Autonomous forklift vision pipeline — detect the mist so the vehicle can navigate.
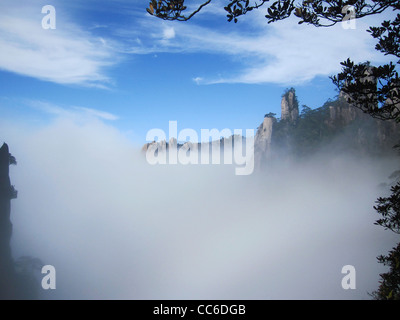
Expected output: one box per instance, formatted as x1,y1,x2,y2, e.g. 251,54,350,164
1,115,398,300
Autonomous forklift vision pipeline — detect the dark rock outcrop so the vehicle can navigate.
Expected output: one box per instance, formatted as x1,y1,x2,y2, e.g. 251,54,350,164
0,143,40,300
0,143,17,299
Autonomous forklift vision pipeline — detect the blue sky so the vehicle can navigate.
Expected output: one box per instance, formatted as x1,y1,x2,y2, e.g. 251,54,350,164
0,0,395,146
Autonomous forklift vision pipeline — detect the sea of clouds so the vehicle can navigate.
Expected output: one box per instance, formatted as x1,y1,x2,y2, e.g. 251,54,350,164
1,114,399,299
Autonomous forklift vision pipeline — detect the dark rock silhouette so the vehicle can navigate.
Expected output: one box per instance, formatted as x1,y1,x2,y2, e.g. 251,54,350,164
0,143,17,299
0,143,40,300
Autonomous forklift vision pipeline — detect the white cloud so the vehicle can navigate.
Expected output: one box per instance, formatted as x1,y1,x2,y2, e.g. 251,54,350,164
122,9,395,85
192,76,203,84
0,0,395,87
217,17,389,85
162,26,176,40
1,114,398,299
74,106,119,121
0,1,117,87
28,100,119,121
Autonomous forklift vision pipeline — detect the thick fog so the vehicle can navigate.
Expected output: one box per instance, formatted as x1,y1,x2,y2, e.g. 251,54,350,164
1,115,398,300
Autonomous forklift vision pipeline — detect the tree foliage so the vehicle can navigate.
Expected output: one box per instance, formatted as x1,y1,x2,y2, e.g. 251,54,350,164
146,0,211,21
265,112,277,118
372,242,400,299
147,0,399,25
331,60,399,122
375,182,400,234
370,181,400,300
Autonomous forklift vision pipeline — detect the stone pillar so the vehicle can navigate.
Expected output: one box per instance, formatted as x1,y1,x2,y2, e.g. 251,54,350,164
281,89,299,123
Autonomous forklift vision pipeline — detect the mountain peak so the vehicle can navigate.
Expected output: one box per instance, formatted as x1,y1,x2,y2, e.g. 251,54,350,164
281,88,299,122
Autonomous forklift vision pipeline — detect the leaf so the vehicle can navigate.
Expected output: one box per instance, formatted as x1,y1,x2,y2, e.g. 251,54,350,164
147,5,154,15
294,7,302,17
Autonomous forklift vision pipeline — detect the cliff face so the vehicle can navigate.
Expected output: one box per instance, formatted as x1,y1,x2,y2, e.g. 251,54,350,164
328,98,364,125
254,89,298,167
0,144,41,299
0,143,17,299
255,117,274,153
254,116,274,168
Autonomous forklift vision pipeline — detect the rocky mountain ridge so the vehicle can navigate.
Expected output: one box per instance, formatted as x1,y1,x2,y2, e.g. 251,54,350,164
143,88,400,169
254,88,399,168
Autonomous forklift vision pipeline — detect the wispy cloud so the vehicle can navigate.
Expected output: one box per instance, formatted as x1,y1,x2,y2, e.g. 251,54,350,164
192,77,203,85
28,100,119,121
0,1,118,87
74,107,119,121
162,26,176,40
118,8,394,85
0,0,394,87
